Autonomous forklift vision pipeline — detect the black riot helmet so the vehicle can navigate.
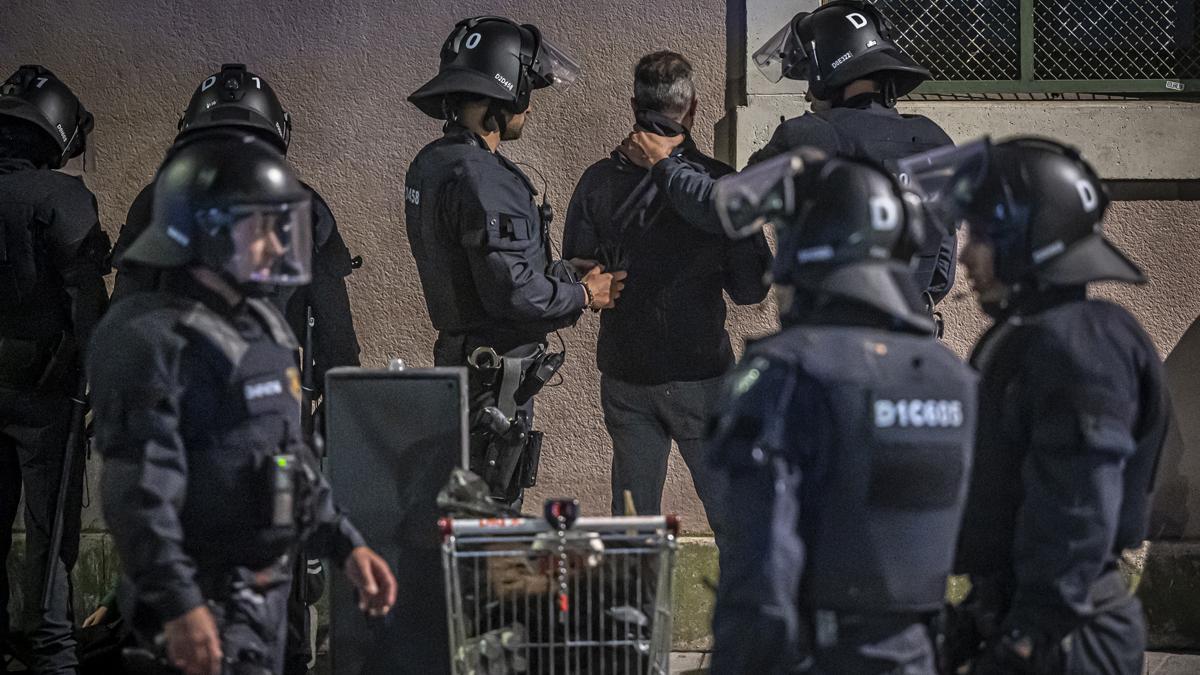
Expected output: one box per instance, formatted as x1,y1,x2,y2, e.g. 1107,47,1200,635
904,136,1143,290
715,149,935,332
753,0,930,102
0,65,93,168
121,131,312,287
177,64,292,152
408,16,581,120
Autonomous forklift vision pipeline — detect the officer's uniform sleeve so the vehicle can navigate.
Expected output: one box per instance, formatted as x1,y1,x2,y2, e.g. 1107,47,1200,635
561,168,600,261
297,448,367,565
722,231,771,305
307,199,362,383
111,184,159,303
45,178,110,358
91,318,204,623
707,355,811,674
649,157,727,236
1003,328,1140,642
447,161,586,321
746,115,841,167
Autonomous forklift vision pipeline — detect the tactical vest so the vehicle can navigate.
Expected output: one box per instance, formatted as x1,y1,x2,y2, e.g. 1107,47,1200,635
812,107,954,296
0,164,69,327
175,296,308,568
405,128,571,351
759,325,977,614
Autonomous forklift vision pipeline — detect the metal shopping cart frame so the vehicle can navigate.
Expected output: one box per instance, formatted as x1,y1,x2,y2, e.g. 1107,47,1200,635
441,514,680,675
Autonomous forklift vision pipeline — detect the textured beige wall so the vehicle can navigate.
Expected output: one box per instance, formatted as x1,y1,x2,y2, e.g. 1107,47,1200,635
2,0,768,533
937,201,1200,360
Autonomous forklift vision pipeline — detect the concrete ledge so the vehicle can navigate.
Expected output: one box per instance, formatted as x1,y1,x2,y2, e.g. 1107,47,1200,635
729,96,1200,179
5,532,118,626
1140,541,1200,650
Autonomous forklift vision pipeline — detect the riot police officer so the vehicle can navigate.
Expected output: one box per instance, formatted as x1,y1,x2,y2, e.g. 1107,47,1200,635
89,132,396,675
0,65,109,674
110,64,361,672
705,150,976,674
620,0,958,307
113,63,361,411
406,16,626,503
922,138,1170,674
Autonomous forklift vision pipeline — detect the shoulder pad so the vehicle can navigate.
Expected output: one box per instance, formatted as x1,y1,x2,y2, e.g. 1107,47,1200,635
708,354,796,468
181,302,251,366
302,183,336,249
246,298,299,350
90,295,191,380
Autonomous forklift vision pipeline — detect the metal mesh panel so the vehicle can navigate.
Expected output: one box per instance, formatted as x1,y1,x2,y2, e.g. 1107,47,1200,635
1034,0,1200,80
443,517,677,675
875,0,1022,80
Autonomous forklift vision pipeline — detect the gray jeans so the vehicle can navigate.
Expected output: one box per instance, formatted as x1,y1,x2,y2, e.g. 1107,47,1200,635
601,374,727,541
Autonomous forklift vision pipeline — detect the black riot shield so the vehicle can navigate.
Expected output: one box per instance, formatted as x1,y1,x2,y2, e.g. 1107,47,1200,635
325,366,468,675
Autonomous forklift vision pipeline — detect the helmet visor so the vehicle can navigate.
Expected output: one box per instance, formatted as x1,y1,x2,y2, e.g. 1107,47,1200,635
217,201,312,285
714,150,811,239
532,36,582,91
56,138,95,176
753,20,807,83
897,138,993,228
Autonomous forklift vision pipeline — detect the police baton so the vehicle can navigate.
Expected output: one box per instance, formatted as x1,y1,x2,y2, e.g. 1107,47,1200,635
41,374,88,612
300,304,316,440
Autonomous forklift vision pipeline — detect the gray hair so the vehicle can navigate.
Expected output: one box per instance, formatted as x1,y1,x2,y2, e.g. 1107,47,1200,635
633,51,696,120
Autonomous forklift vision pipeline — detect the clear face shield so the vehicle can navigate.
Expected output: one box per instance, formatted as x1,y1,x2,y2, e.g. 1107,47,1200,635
714,149,819,239
531,33,583,91
56,136,96,178
896,138,994,235
213,201,313,286
752,18,808,83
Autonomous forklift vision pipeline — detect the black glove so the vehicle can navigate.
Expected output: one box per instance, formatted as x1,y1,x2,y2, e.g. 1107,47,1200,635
971,631,1062,675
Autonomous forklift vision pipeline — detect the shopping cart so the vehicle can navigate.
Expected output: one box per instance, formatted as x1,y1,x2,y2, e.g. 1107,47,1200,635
440,500,680,675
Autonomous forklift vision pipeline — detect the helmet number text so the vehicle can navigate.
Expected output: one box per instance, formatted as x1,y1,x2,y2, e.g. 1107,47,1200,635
1074,179,1099,212
465,32,482,50
34,77,48,89
869,196,900,231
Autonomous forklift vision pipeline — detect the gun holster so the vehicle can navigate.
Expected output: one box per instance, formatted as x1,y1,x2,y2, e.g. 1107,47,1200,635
476,410,543,503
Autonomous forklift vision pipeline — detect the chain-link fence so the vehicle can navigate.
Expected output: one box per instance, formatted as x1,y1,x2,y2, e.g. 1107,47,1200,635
1034,0,1200,81
877,0,1021,81
871,0,1200,93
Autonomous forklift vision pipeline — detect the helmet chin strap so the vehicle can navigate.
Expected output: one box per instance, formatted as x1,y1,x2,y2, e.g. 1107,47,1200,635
485,99,510,136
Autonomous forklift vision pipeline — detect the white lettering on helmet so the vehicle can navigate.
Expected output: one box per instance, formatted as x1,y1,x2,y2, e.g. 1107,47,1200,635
465,32,482,50
1032,240,1066,264
201,75,218,92
55,123,68,142
166,226,191,247
796,245,835,264
405,186,421,206
1074,179,1100,212
847,12,869,29
831,52,853,69
869,196,900,231
494,73,515,92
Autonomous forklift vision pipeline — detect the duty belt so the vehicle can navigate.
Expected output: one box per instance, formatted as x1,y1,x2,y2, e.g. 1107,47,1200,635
809,608,934,650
